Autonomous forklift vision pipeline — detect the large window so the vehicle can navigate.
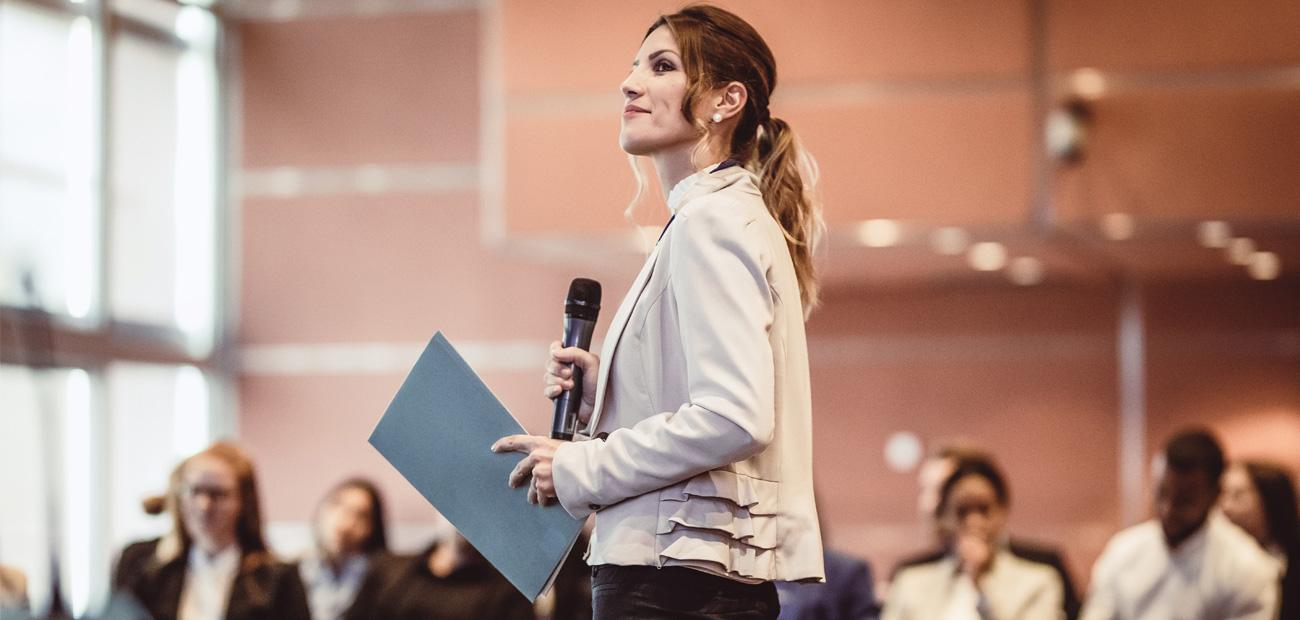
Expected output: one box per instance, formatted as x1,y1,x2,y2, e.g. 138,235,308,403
0,0,225,616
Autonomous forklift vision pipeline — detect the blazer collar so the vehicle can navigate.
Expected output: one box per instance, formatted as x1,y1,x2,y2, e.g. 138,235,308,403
666,161,756,216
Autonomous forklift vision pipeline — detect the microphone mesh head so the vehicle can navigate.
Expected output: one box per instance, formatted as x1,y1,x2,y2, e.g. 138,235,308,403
565,278,601,320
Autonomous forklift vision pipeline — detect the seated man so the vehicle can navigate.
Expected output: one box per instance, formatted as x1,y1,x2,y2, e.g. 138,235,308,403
1082,429,1279,620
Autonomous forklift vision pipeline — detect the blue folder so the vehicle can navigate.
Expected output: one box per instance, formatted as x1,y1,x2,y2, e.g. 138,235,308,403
368,331,584,602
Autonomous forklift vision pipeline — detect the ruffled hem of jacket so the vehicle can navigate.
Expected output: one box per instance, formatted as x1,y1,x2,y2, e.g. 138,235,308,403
654,469,781,580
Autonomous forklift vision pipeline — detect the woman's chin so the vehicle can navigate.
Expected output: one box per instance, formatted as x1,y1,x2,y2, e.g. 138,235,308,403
619,135,653,156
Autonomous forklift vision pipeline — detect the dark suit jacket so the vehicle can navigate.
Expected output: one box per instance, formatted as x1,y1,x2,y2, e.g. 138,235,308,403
114,539,310,620
892,538,1079,620
114,539,161,592
776,549,878,620
344,542,533,620
1281,545,1299,620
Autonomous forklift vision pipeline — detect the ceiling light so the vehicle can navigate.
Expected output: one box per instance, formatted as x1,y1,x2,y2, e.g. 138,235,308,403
855,219,901,248
884,431,923,473
1227,238,1256,265
1007,256,1046,286
1248,252,1281,281
929,226,970,256
1198,221,1232,248
1070,68,1108,100
967,242,1008,272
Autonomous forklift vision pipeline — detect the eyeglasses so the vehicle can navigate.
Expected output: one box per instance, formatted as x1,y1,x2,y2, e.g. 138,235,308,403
184,484,236,502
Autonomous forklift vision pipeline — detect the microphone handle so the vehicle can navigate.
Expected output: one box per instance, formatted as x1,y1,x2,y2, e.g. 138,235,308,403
551,315,597,440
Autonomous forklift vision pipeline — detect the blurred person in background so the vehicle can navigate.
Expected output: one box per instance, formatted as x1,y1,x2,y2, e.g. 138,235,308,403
885,455,1064,620
1221,460,1300,619
118,441,310,620
775,549,876,620
297,478,390,620
1082,429,1278,620
0,564,27,612
345,530,532,620
535,522,593,620
775,496,878,620
896,444,1080,620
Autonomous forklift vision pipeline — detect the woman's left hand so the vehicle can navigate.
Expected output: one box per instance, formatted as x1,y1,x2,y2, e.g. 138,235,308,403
491,435,562,506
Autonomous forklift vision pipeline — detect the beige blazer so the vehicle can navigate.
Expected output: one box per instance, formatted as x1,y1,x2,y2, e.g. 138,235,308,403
885,551,1064,620
551,164,824,583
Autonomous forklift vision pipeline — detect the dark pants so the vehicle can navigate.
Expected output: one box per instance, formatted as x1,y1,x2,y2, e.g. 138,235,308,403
591,564,779,619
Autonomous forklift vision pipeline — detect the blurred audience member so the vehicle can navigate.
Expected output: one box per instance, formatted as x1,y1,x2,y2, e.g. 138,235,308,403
114,464,183,592
1082,429,1278,620
0,564,27,611
536,525,592,620
346,532,531,620
118,441,310,620
777,497,878,620
298,478,389,620
886,457,1064,620
897,444,1080,619
1222,460,1300,619
776,549,877,620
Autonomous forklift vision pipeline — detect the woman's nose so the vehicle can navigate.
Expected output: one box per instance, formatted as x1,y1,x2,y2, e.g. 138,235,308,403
620,74,642,100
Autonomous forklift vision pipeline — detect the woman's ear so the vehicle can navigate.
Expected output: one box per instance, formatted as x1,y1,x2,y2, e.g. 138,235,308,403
709,81,748,122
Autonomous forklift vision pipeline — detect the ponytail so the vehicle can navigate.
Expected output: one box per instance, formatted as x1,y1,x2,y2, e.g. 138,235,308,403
648,4,824,313
754,116,823,312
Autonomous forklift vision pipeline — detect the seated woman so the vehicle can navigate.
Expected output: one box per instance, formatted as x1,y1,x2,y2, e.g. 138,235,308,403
118,441,310,620
885,456,1064,620
297,478,389,620
1221,460,1299,620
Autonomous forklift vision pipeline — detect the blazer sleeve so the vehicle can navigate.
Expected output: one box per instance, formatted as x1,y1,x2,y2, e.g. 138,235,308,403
551,201,776,519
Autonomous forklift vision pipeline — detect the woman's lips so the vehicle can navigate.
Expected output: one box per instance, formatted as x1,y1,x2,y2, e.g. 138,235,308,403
623,105,650,117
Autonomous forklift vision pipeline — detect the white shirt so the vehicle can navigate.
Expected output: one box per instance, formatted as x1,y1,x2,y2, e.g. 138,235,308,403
884,550,1065,620
179,545,240,620
1082,513,1280,620
298,552,369,620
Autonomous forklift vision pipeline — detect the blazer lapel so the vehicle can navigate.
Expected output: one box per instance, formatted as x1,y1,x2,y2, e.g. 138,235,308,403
584,242,664,435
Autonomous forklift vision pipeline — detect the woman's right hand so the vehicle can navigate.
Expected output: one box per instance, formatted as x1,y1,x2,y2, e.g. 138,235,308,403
544,340,600,425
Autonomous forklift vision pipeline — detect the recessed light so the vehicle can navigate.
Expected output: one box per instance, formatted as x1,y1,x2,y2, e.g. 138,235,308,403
967,242,1008,272
855,219,901,248
1248,252,1281,281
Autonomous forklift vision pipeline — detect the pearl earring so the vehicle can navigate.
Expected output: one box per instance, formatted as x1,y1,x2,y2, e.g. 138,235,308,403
711,112,723,123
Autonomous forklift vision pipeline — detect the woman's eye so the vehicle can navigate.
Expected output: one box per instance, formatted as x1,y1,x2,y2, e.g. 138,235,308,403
654,61,675,73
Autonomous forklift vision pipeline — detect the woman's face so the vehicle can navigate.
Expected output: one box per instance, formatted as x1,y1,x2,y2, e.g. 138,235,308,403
940,474,1007,545
619,25,698,156
180,455,241,548
1221,464,1269,546
317,486,375,558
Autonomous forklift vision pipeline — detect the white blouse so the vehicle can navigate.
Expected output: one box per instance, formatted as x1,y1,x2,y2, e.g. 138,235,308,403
179,545,240,620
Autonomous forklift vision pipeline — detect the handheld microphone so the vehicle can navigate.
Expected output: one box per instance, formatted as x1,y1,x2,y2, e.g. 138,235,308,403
551,278,601,440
